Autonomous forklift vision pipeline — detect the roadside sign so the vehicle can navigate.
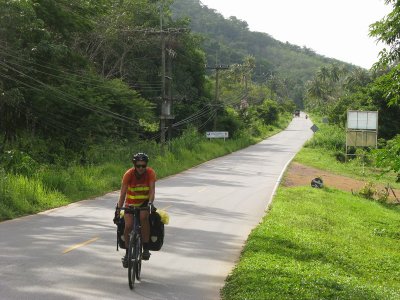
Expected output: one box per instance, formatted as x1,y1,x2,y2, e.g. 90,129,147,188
206,131,229,140
310,124,319,133
346,110,378,150
347,111,378,130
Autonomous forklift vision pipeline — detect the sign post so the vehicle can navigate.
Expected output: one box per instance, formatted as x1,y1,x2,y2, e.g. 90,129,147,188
346,110,378,160
206,131,229,141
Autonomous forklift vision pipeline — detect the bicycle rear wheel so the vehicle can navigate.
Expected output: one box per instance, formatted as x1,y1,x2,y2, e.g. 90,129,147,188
128,233,137,289
135,235,142,280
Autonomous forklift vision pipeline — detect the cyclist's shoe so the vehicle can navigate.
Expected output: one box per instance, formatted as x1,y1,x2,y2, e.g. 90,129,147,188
142,249,151,261
122,255,128,268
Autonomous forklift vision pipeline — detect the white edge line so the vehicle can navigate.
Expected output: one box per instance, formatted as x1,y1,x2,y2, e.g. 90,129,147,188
265,153,297,211
266,121,315,211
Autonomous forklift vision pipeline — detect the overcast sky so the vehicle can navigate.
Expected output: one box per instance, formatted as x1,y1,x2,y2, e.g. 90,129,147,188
200,0,392,69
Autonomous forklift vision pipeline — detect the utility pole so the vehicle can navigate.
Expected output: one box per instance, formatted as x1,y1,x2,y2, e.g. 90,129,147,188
121,3,185,151
244,74,248,100
160,0,166,147
167,49,175,144
158,1,183,150
206,65,229,130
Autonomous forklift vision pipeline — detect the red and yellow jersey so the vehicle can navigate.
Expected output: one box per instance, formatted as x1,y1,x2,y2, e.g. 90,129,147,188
122,167,156,207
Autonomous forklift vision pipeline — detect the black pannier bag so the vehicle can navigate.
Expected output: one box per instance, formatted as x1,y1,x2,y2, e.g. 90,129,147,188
148,211,164,251
116,217,126,250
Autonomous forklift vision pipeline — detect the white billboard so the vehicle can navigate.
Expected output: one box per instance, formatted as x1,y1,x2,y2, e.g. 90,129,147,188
347,111,378,130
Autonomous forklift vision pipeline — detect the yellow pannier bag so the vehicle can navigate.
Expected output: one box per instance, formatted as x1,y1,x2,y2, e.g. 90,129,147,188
157,209,169,225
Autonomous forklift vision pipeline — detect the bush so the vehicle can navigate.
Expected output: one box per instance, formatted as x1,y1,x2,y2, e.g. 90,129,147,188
358,182,376,200
256,99,280,125
334,151,346,163
0,150,39,176
374,135,400,179
305,123,345,150
216,107,243,137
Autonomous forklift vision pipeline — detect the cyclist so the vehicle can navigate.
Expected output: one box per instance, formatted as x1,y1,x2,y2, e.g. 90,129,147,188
116,152,156,267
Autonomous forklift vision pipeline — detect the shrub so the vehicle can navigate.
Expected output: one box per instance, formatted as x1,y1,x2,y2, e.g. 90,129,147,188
305,124,345,150
0,150,39,176
334,151,346,163
358,182,376,200
374,135,400,179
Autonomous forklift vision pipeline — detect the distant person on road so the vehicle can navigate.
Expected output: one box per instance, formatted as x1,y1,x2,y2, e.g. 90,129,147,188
116,152,156,267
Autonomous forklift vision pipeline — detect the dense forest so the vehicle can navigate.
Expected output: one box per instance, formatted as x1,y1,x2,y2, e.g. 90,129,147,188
0,0,207,158
2,0,333,166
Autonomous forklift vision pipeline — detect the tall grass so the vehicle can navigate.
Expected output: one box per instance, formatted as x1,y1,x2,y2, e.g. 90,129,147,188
0,115,292,221
0,171,69,220
37,163,124,201
304,123,345,150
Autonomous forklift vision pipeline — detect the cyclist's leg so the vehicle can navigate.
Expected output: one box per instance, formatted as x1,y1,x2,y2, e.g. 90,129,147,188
139,203,150,244
139,201,151,259
124,212,134,260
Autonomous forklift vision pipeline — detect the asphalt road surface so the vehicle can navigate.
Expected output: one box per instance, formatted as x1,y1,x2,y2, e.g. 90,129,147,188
0,115,313,300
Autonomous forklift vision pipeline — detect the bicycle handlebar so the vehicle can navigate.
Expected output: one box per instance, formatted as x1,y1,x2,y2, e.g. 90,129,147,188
119,205,154,214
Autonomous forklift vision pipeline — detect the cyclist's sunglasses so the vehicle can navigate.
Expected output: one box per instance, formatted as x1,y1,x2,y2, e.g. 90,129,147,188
135,164,147,169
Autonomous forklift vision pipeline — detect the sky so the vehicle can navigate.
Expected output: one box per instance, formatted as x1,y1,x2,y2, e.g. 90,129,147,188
199,0,392,69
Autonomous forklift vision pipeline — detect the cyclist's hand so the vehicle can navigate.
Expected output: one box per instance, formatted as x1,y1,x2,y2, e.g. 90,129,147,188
113,206,121,224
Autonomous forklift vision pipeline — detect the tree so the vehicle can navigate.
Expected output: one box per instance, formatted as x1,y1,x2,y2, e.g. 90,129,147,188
374,135,400,182
304,64,349,113
370,0,400,67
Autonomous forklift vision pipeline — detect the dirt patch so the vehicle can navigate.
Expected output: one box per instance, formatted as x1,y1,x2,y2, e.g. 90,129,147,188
283,162,400,202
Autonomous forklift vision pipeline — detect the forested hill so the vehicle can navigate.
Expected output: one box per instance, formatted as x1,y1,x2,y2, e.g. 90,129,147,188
171,0,350,105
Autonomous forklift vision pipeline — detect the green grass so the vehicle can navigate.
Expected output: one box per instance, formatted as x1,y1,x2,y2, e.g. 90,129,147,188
295,147,400,189
0,173,69,220
221,187,400,300
0,115,292,221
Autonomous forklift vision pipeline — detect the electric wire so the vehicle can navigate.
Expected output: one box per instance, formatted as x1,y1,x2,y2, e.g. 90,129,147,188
0,45,162,88
171,105,214,127
197,110,218,131
0,73,146,142
0,73,122,132
0,61,143,125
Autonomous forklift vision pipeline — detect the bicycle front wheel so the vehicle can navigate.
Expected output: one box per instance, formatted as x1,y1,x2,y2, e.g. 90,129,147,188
135,235,142,280
128,233,137,289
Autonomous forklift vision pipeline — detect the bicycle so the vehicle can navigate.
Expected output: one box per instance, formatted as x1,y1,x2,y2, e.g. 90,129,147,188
120,205,152,289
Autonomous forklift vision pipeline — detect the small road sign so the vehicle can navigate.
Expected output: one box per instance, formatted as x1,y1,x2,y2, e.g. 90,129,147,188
206,131,229,139
310,124,319,133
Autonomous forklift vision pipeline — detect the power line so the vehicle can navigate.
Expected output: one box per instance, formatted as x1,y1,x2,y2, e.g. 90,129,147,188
0,45,162,88
172,105,213,127
198,110,218,131
0,61,143,125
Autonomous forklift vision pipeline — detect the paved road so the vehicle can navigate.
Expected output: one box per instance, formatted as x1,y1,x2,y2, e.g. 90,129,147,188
0,115,313,300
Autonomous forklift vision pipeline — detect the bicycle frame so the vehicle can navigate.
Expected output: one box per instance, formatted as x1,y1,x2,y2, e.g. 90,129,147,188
120,206,150,289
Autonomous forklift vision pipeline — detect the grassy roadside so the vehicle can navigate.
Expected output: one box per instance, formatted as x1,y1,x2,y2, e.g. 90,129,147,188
221,187,400,299
0,115,292,221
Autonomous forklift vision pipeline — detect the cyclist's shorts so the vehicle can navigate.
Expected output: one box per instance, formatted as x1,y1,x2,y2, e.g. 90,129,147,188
125,201,148,209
